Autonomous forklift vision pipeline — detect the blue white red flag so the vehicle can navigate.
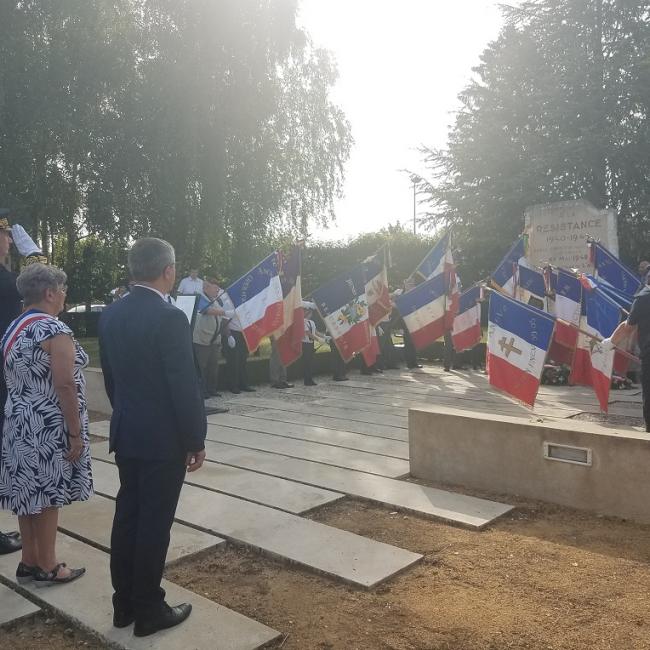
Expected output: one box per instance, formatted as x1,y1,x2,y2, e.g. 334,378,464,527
394,273,447,351
275,247,303,367
491,237,527,297
569,277,621,412
225,253,284,352
415,232,453,280
451,285,482,353
487,292,555,407
312,266,370,362
547,269,581,364
363,248,392,327
590,241,641,303
517,265,546,309
414,232,459,329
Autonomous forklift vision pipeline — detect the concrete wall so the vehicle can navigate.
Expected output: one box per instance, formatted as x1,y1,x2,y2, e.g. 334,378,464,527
409,405,650,523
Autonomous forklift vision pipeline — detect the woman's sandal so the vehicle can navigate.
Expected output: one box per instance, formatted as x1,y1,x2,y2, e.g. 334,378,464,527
16,562,38,584
34,562,85,588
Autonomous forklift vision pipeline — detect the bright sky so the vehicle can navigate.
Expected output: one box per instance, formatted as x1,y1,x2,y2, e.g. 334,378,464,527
297,0,508,241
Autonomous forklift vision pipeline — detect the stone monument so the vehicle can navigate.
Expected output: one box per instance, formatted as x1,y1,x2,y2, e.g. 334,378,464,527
524,199,618,272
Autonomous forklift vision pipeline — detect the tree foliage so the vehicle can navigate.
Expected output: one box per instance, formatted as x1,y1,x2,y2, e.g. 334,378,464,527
412,0,650,283
0,0,352,282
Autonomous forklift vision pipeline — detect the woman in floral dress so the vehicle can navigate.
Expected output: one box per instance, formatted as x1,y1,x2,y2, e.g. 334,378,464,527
0,263,92,586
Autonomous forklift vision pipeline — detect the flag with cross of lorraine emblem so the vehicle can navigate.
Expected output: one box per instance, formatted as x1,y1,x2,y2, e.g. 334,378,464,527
487,291,556,407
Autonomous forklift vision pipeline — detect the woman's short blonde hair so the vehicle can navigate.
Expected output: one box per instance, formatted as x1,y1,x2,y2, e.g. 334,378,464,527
16,263,67,305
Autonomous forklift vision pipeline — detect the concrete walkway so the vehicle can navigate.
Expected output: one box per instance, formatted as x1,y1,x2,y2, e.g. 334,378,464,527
0,582,40,626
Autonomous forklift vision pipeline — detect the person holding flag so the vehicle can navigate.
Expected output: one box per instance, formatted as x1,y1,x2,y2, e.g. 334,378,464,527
604,269,650,432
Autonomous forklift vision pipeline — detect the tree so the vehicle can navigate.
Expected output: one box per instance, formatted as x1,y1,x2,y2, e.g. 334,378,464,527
412,0,650,282
0,1,352,288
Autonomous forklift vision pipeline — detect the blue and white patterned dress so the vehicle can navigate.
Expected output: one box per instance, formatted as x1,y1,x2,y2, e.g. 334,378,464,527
0,314,93,515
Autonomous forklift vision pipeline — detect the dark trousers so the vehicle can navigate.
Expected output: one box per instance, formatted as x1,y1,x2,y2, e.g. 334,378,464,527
330,344,348,379
443,330,455,370
223,331,249,390
641,352,650,432
403,329,418,368
379,327,398,369
111,455,186,617
302,342,315,383
193,343,220,396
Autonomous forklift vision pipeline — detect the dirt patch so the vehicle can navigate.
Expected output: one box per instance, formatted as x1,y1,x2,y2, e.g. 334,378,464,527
163,497,650,650
0,610,103,649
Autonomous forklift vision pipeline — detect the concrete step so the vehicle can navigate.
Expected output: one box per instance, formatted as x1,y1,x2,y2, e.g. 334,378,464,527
205,425,409,478
198,441,513,530
0,582,40,626
228,408,404,439
89,452,422,588
58,493,225,564
227,397,408,429
206,413,409,459
0,532,280,649
89,447,342,515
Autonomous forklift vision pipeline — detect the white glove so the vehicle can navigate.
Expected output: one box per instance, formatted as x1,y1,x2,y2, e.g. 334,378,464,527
325,335,332,344
215,334,221,346
600,337,615,352
227,335,236,349
11,224,42,257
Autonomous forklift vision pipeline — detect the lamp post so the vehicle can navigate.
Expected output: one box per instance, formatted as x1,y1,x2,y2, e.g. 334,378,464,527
412,181,417,235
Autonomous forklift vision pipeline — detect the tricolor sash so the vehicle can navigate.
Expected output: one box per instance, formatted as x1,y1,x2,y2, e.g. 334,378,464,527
1,310,50,360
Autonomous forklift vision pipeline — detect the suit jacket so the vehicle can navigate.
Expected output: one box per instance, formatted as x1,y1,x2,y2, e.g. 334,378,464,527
99,285,206,460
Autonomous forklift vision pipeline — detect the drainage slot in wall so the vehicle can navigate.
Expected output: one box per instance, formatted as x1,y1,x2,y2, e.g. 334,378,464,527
543,442,592,466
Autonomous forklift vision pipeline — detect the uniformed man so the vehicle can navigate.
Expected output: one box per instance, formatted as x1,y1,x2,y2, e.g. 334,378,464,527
604,269,650,432
0,212,46,554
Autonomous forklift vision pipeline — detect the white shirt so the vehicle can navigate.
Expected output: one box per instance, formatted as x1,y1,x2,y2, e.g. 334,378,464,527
303,319,316,343
219,292,241,332
177,276,204,295
133,284,167,302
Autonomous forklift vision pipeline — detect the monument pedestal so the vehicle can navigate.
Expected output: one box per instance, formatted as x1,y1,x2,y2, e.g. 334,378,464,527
409,405,650,523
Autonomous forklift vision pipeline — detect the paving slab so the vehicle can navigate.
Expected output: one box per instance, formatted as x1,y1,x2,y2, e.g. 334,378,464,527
207,413,409,459
198,441,513,529
228,398,408,428
91,446,342,514
234,408,406,439
204,425,409,478
0,582,40,626
58,493,225,564
90,419,110,438
89,452,422,588
0,532,280,649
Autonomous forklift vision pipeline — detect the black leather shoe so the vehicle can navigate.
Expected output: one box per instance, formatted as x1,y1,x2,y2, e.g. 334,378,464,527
282,381,294,388
241,386,256,392
0,531,21,554
134,602,193,637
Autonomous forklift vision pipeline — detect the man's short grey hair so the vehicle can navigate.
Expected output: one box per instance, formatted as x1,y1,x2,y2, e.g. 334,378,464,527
16,263,67,305
128,237,176,282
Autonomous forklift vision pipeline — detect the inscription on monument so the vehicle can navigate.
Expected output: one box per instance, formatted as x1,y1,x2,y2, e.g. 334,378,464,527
524,199,618,272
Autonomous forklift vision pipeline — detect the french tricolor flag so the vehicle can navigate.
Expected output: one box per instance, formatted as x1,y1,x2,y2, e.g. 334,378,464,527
226,253,284,352
394,273,447,351
547,269,581,365
312,266,371,363
451,285,482,353
569,278,620,412
361,325,381,367
517,265,546,309
363,249,392,327
275,247,304,367
491,236,527,297
415,233,458,328
487,292,555,407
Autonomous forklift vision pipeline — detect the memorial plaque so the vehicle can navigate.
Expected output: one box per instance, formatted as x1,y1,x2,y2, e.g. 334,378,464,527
524,199,618,272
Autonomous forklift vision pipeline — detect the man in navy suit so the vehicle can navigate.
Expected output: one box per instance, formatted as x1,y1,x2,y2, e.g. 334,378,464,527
99,237,207,637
